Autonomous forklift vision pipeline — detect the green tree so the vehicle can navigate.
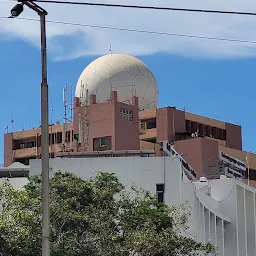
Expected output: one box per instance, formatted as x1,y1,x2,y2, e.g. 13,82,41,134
0,172,215,255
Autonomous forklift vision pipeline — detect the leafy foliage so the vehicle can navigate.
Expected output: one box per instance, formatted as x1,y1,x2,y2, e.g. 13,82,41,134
0,172,215,255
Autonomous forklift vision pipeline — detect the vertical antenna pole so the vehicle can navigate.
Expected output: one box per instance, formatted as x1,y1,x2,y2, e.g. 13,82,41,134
70,85,73,122
78,81,84,147
62,85,66,152
70,85,73,149
85,88,89,146
11,117,14,132
50,108,53,156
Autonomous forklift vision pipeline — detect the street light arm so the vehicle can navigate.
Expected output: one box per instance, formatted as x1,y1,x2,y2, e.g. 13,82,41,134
18,0,48,15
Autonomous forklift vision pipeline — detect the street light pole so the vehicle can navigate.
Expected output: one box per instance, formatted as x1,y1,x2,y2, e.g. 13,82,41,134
10,2,50,256
39,11,50,256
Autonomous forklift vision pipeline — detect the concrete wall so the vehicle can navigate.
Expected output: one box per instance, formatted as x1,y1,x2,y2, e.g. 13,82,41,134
29,156,256,256
30,156,197,235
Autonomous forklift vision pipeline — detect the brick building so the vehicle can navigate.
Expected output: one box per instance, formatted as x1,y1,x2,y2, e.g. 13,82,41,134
3,53,256,180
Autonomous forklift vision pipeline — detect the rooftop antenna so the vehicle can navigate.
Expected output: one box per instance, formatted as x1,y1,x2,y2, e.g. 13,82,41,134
78,82,84,148
62,84,67,152
109,42,112,54
85,88,89,147
62,83,74,152
50,108,54,156
11,117,14,132
5,125,8,133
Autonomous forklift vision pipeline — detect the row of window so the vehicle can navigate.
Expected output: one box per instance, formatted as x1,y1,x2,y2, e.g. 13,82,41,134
14,131,74,149
185,120,227,141
38,130,74,147
140,118,227,142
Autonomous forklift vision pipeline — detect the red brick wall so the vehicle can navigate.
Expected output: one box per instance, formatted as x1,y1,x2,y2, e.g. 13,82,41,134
225,122,242,150
156,107,185,143
73,91,140,152
4,133,13,166
174,138,219,178
114,95,140,151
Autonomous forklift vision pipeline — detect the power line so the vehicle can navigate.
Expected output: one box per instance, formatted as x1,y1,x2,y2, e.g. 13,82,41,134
1,16,256,45
26,0,256,17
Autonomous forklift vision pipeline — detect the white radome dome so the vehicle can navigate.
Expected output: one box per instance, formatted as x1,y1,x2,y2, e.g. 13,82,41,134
75,54,158,110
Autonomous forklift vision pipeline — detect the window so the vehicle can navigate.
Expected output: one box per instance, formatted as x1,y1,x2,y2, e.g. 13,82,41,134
156,184,165,203
198,123,204,135
211,127,217,138
93,136,112,151
185,119,227,142
219,129,226,140
120,108,133,121
37,135,41,147
205,125,211,137
65,130,71,142
56,132,62,144
185,120,191,132
191,121,198,133
49,133,56,145
26,141,35,148
146,119,156,129
99,137,106,147
141,122,146,130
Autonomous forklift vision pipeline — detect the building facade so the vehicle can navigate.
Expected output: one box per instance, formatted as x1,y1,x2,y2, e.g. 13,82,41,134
4,103,256,180
3,53,256,181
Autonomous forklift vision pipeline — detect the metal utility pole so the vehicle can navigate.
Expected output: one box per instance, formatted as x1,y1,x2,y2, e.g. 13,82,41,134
10,2,50,255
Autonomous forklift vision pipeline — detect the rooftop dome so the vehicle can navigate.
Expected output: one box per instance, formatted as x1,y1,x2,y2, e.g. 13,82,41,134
75,54,158,110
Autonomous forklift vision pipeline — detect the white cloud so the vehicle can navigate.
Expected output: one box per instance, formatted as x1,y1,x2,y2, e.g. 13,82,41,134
1,0,256,60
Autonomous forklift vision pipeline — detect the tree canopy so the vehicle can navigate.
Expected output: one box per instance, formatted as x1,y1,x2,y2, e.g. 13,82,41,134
0,172,215,255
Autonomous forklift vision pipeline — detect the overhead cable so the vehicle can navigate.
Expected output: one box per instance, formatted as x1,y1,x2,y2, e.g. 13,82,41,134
27,0,256,17
1,16,256,45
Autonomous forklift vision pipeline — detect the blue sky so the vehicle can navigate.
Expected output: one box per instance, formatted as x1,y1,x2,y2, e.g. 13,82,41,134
1,0,256,164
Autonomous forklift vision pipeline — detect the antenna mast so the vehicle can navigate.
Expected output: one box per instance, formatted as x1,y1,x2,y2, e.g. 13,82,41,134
63,83,74,152
78,82,84,149
85,88,89,147
109,42,112,54
11,117,14,132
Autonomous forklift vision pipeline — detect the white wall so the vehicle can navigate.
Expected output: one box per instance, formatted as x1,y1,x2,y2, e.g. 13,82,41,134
25,157,256,256
30,157,199,240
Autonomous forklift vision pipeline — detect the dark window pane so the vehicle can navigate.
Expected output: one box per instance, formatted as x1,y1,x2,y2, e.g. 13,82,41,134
157,192,164,203
156,183,164,192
